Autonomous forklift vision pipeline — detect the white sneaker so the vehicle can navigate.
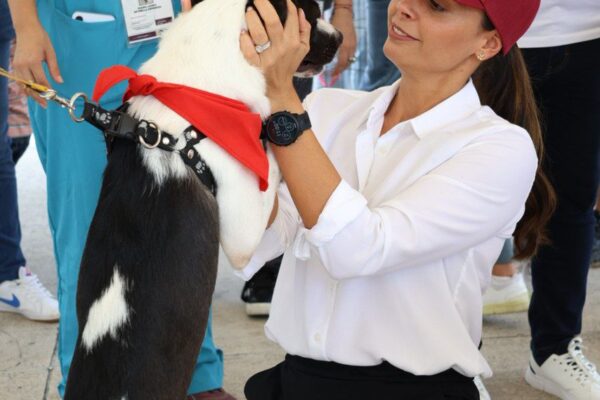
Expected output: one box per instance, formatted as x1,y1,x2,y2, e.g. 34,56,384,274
483,272,530,315
525,337,600,399
474,375,492,400
0,267,59,321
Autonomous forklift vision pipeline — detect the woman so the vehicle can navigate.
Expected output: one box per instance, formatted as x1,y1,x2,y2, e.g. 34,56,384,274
239,0,554,398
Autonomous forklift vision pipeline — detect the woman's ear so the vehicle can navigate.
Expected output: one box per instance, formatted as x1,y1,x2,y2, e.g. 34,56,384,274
478,30,503,60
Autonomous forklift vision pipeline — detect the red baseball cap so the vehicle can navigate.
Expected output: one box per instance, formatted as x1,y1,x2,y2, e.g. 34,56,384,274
454,0,540,55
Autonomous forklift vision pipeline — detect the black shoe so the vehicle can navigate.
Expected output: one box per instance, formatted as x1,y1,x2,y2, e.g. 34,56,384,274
241,256,281,316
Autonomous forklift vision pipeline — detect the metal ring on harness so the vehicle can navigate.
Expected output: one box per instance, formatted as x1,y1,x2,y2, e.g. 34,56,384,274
68,92,89,123
138,121,162,149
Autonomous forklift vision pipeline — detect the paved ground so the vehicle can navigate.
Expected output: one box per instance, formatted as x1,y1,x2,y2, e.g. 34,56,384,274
1,137,598,400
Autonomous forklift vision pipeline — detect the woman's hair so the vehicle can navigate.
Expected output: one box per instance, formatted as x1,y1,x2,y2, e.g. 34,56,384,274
472,15,556,260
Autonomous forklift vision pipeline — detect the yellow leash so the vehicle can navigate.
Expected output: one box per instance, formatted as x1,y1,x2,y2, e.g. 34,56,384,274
0,67,88,121
0,66,51,93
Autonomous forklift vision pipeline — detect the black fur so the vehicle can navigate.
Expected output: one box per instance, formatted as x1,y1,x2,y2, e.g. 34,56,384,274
64,139,219,399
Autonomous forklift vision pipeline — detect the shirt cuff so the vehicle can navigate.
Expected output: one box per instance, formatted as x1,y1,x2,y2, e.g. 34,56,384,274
293,180,367,259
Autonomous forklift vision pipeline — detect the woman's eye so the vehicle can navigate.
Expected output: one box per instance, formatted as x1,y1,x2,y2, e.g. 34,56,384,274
429,0,445,11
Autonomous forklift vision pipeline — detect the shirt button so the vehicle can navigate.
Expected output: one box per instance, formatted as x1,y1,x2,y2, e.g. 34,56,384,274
314,333,321,343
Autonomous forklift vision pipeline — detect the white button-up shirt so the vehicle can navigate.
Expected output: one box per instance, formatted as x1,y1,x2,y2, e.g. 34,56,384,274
240,80,537,378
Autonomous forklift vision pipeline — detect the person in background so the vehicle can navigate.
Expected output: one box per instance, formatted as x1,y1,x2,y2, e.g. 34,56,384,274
0,0,58,323
7,0,234,398
357,0,400,91
518,1,600,398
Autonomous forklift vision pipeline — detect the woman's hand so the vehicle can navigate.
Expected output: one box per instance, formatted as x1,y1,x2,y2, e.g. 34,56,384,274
240,0,311,110
241,1,341,229
330,6,357,77
12,22,62,108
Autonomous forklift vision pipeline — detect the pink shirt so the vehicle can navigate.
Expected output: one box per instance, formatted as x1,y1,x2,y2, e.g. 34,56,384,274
8,40,31,139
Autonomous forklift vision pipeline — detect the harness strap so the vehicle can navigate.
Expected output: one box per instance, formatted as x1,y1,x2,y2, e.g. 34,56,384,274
82,102,217,196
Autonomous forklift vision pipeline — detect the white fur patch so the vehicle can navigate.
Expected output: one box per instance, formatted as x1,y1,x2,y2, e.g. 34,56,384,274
82,268,130,352
316,18,337,35
126,0,281,269
194,139,280,268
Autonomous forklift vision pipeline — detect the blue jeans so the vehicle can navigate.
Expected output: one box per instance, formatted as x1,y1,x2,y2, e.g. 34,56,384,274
496,238,514,264
11,136,31,164
359,0,400,91
0,6,24,283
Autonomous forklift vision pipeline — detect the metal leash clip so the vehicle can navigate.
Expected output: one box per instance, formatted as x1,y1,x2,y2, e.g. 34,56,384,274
0,67,88,123
38,89,89,122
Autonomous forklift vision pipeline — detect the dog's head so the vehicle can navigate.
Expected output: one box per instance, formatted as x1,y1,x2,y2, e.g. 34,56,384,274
188,0,342,76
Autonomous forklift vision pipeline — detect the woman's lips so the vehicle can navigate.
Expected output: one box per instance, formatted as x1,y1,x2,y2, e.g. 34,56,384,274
389,24,418,41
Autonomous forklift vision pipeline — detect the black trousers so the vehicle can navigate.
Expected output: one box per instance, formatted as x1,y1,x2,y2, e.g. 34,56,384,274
245,355,479,400
522,37,600,365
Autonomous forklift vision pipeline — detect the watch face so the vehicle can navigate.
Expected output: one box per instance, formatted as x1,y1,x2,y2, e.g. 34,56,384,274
267,114,298,145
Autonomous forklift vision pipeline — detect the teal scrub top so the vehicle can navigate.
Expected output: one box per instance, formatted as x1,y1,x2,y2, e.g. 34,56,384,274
37,0,181,103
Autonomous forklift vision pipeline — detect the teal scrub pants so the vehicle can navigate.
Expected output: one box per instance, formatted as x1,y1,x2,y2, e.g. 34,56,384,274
30,1,223,396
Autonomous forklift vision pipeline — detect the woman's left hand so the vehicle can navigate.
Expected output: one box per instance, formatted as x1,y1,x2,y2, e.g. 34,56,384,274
240,0,311,105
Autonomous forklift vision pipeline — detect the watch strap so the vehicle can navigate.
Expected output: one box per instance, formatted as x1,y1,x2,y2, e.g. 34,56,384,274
295,111,312,134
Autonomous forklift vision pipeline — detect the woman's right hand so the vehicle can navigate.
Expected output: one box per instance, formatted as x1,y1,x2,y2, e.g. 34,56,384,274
12,22,63,108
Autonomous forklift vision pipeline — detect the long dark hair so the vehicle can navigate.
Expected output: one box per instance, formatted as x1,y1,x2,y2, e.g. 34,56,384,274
472,16,556,260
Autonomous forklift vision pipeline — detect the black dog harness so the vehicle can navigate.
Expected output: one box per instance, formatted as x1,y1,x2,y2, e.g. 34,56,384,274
82,102,218,196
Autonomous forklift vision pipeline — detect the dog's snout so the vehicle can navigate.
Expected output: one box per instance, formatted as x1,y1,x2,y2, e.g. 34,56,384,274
316,19,342,42
303,18,343,68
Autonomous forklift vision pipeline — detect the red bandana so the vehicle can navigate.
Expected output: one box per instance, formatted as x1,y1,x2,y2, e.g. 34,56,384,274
92,65,269,191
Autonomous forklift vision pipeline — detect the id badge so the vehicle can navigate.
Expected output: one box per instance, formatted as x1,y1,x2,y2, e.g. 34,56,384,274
120,0,175,46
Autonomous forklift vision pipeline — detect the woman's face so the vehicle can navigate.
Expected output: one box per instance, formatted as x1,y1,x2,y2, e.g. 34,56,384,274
384,0,497,77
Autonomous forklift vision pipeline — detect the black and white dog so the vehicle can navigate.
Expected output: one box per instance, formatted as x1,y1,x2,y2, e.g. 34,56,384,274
63,0,341,399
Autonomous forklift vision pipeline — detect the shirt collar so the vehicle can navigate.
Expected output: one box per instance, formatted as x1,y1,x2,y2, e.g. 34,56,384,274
410,80,482,139
366,79,482,140
366,79,401,132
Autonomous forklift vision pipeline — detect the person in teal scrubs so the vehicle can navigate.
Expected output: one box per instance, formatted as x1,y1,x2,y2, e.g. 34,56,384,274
7,1,233,398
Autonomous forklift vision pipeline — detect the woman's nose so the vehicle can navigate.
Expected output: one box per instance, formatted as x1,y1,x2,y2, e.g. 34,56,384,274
393,0,417,20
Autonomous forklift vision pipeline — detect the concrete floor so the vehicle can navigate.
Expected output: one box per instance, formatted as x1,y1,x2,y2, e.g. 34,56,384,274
1,137,599,400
